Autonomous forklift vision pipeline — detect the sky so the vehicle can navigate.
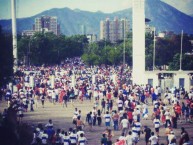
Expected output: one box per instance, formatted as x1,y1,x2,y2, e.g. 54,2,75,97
0,0,193,19
0,0,132,19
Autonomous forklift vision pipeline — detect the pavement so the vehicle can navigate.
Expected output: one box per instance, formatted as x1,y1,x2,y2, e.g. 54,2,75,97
1,98,193,145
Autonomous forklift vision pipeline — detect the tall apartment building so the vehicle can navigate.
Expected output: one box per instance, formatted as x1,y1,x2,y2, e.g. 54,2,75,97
22,16,60,36
34,16,60,35
81,25,86,35
100,17,130,43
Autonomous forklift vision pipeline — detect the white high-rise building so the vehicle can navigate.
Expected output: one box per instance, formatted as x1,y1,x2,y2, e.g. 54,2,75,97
100,17,130,43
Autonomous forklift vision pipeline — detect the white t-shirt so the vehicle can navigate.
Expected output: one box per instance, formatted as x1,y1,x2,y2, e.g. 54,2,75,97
149,135,158,145
78,136,87,145
125,135,133,145
77,131,85,138
134,122,141,131
153,119,160,128
69,133,77,144
104,114,111,122
41,133,48,144
168,134,176,144
132,127,139,138
117,100,123,107
63,135,70,145
121,119,129,128
165,111,171,120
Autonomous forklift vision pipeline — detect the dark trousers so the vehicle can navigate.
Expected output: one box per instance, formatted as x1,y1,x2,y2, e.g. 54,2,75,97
165,119,171,128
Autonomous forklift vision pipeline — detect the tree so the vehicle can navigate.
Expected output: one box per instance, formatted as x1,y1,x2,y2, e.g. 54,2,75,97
17,33,89,65
0,25,13,88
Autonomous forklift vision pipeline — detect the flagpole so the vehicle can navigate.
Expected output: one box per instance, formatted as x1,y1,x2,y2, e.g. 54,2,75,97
179,30,183,71
153,27,156,71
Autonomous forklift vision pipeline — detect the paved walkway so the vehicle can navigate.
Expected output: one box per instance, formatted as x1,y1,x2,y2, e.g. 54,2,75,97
1,98,193,145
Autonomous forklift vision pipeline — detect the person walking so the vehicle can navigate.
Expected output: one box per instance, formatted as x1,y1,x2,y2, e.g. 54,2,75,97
144,126,151,145
97,109,102,126
120,116,129,136
149,132,159,145
103,111,111,127
112,110,119,131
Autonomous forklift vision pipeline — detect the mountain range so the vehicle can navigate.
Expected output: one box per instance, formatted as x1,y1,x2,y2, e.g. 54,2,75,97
0,0,193,36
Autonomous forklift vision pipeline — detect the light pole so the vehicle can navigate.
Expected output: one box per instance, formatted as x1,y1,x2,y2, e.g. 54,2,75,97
153,27,156,71
28,38,31,66
114,47,117,65
123,18,126,67
179,30,183,71
11,0,18,72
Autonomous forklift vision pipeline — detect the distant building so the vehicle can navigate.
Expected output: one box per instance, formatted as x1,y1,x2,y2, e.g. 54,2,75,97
157,32,165,38
100,17,130,43
86,34,97,43
22,15,60,36
22,30,36,37
157,31,175,38
81,25,86,35
145,24,154,34
34,16,60,35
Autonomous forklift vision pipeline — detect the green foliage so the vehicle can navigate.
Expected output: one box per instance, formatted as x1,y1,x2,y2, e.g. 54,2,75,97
82,35,132,66
18,32,88,65
145,33,193,70
17,31,193,71
0,26,13,88
169,53,193,70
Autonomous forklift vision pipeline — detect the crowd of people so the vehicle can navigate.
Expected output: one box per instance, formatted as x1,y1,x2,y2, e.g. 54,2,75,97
0,57,193,145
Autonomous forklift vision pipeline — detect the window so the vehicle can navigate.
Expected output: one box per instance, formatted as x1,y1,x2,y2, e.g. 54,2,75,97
190,79,193,86
148,79,153,86
179,78,185,87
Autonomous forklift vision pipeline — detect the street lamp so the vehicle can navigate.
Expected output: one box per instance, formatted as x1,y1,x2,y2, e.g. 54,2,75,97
28,38,31,66
114,47,117,65
179,30,183,71
153,27,156,71
123,18,126,67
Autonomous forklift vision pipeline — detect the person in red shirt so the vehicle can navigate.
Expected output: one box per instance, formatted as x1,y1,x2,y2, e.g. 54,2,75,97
174,102,182,119
107,91,112,100
127,108,133,128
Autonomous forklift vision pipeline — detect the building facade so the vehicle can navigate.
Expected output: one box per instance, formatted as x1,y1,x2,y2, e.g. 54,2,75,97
22,15,60,36
34,16,60,35
100,17,130,43
22,30,36,37
86,34,97,43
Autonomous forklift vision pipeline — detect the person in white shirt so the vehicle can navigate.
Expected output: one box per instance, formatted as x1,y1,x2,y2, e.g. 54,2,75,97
167,131,176,145
45,119,53,129
125,131,133,145
69,130,78,145
164,108,171,128
63,132,70,145
103,111,111,127
120,116,129,136
153,117,160,136
55,88,59,102
117,98,123,111
41,130,48,145
78,133,87,145
133,120,142,138
52,90,56,104
77,128,85,139
132,126,139,144
47,88,52,102
149,132,159,145
136,108,141,122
